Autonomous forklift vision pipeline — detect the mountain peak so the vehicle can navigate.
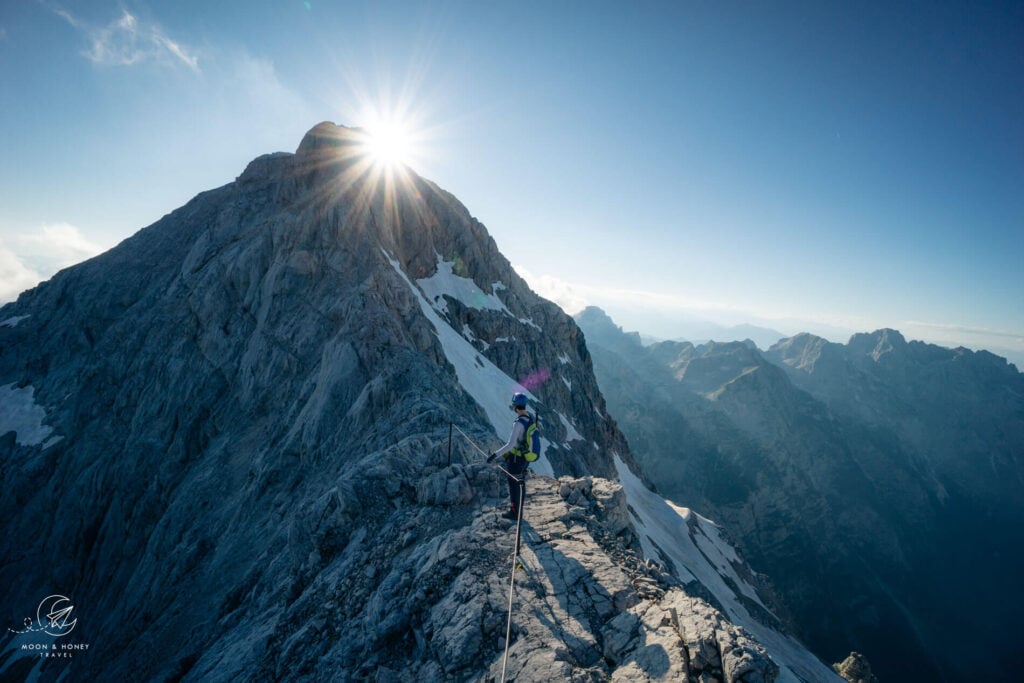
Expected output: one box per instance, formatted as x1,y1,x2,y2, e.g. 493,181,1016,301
848,328,907,362
766,332,833,373
235,121,370,187
575,307,643,349
0,124,850,682
295,120,364,157
576,305,616,328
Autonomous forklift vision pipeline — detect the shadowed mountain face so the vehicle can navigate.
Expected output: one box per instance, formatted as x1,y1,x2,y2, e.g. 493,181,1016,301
0,124,839,682
0,123,626,681
577,306,1024,682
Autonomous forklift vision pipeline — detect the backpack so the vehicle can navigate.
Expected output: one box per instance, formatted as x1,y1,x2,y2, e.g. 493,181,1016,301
516,413,541,463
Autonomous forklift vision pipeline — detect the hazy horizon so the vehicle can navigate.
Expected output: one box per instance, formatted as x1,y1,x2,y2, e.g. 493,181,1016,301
519,271,1024,370
2,2,1021,368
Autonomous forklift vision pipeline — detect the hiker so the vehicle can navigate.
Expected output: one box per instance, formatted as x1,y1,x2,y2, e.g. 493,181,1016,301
488,393,535,520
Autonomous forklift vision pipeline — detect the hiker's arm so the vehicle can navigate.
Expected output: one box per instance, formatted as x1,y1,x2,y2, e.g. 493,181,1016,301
494,422,525,458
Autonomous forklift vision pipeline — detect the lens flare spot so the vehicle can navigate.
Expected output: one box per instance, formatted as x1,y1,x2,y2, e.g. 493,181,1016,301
518,368,552,392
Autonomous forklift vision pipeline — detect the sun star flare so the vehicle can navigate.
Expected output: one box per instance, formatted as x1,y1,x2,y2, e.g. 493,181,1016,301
360,118,416,170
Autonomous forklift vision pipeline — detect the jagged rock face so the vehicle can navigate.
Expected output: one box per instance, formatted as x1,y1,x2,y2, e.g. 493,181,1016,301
0,123,825,682
188,466,784,682
0,122,624,681
767,329,1024,508
577,307,1024,682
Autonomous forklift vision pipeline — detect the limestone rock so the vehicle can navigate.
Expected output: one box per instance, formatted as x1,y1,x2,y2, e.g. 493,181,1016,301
833,652,879,683
0,124,820,682
578,306,1024,682
417,464,474,506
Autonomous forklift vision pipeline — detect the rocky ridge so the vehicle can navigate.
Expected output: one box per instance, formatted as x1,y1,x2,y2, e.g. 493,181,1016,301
0,124,838,681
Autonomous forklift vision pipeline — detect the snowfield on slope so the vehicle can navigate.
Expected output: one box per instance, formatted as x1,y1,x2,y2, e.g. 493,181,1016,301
387,252,554,478
0,382,60,448
1,315,30,328
388,252,836,679
416,255,511,316
614,455,842,683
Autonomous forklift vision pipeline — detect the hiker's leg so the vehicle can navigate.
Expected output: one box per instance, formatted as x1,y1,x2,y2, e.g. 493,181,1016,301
506,473,518,511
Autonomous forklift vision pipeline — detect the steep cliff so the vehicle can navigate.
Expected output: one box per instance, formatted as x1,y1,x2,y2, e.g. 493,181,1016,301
577,306,1024,682
0,124,838,682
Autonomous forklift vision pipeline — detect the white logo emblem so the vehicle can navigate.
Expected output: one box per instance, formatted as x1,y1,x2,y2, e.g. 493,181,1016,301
8,595,78,637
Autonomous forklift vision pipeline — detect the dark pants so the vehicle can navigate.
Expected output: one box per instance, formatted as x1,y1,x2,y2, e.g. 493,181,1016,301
506,458,528,513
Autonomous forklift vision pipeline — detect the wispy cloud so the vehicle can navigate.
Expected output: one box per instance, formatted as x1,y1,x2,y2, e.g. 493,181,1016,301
902,321,1024,350
52,5,199,72
513,266,590,314
14,222,106,274
904,320,1024,341
0,239,42,304
513,266,746,317
0,223,107,302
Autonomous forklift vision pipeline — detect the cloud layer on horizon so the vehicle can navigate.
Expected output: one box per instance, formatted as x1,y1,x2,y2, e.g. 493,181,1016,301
515,266,1024,362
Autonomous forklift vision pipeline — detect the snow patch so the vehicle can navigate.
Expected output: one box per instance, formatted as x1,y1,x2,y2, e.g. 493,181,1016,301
518,317,542,330
387,252,554,478
1,315,30,328
691,513,743,572
416,256,511,316
557,352,572,365
614,454,842,682
461,324,489,351
561,376,572,390
0,383,55,447
558,412,584,444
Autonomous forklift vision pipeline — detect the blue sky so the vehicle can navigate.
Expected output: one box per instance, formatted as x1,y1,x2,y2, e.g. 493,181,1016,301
1,1,1022,364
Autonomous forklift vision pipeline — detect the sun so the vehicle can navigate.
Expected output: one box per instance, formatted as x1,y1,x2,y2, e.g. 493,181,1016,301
361,118,415,169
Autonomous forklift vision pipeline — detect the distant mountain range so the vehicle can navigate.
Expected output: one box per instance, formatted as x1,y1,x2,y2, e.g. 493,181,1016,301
576,305,1024,682
637,322,787,352
597,307,1024,373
